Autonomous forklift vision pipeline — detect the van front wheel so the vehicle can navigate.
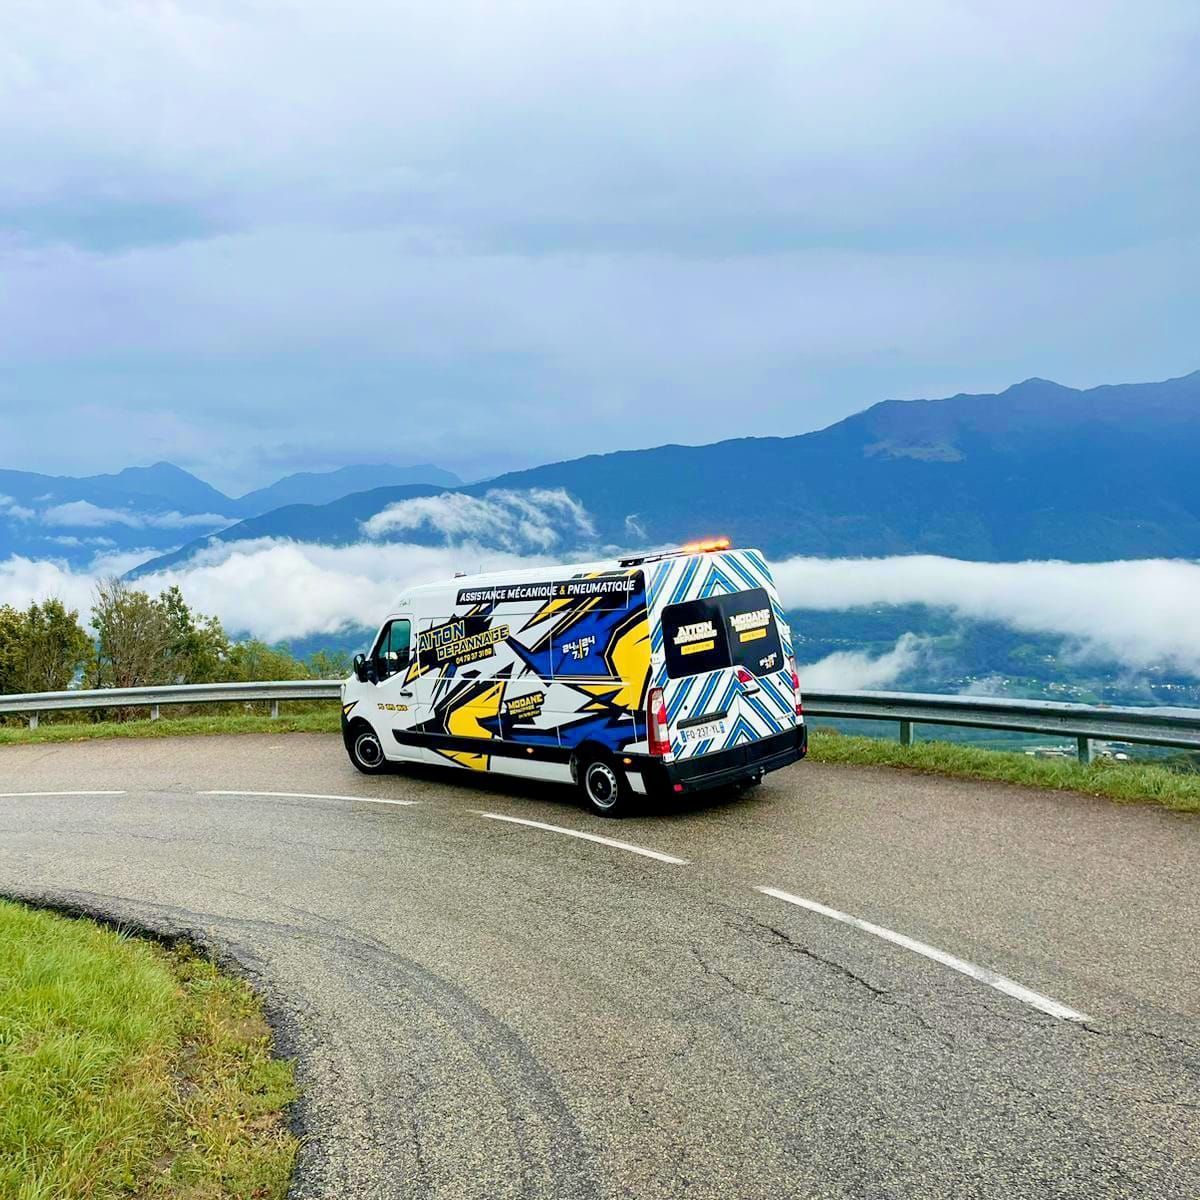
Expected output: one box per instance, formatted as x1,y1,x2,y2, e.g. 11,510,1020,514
578,754,631,818
348,722,389,775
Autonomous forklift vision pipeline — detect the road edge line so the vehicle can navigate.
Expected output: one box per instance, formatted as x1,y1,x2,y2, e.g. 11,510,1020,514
756,885,1089,1022
477,811,689,865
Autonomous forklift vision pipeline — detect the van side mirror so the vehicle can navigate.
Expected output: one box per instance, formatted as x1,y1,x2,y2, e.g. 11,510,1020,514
353,652,370,683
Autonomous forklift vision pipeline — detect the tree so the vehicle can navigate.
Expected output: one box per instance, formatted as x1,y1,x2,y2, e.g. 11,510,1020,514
88,578,173,690
223,640,311,683
18,599,92,693
0,605,23,695
307,648,351,679
159,585,229,683
0,600,91,696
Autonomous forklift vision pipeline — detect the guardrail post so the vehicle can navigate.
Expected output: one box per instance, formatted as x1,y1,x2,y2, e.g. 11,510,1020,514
28,713,38,730
899,720,913,747
150,705,160,721
270,700,279,719
1076,736,1093,766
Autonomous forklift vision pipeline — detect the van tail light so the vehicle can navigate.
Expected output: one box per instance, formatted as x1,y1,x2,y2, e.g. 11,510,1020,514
735,666,760,695
647,687,671,757
788,659,804,716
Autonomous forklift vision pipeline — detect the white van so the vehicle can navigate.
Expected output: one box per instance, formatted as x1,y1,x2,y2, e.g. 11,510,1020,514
341,540,807,815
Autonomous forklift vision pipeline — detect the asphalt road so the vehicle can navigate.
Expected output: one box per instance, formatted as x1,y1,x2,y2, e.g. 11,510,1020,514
1,733,1197,1199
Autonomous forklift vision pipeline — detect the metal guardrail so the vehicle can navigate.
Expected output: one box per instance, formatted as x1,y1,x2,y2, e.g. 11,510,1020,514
803,689,1200,763
1,681,1198,764
0,680,342,728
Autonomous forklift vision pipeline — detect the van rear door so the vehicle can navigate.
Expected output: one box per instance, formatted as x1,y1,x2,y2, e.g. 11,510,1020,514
660,587,795,760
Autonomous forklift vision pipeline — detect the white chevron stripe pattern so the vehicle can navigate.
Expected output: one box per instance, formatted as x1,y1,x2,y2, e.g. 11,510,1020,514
646,549,796,761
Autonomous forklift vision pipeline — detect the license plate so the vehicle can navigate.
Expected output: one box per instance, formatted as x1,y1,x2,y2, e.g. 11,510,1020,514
680,720,726,743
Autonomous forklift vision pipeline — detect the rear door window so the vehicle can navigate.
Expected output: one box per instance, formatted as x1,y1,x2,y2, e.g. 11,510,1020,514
662,588,782,679
662,597,730,679
722,588,783,677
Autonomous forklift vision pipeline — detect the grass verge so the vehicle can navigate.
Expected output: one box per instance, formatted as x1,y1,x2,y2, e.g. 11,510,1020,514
0,898,298,1199
808,729,1200,814
0,708,340,745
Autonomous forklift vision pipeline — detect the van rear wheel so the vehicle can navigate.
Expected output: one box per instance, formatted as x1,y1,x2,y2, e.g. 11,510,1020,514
348,722,389,775
578,753,631,817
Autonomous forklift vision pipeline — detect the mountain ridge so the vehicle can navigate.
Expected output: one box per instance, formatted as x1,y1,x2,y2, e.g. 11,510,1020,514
128,369,1200,573
0,462,463,567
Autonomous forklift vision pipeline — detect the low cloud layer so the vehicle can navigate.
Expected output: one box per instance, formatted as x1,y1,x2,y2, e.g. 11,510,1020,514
0,496,36,521
798,633,931,692
38,501,234,531
772,555,1200,675
0,541,551,641
362,488,594,552
2,545,1199,680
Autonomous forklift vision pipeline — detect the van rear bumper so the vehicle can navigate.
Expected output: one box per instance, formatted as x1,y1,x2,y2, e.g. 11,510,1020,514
635,724,807,795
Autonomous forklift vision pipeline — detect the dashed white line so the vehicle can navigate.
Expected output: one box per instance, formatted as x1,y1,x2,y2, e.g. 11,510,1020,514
200,790,418,806
476,811,689,865
0,790,127,798
756,885,1089,1022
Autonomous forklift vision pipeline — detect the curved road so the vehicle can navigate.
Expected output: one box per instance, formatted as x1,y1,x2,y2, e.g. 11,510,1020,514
1,733,1197,1199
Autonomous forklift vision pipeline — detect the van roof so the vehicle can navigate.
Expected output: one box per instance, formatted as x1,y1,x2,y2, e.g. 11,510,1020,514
402,556,625,597
396,546,764,600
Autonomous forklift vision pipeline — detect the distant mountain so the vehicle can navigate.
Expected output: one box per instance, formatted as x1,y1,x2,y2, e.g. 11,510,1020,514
0,463,239,568
79,461,237,515
236,464,460,513
0,461,461,569
130,370,1200,572
126,485,447,577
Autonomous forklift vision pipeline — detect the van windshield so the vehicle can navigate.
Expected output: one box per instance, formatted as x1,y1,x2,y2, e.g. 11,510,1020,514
661,588,783,680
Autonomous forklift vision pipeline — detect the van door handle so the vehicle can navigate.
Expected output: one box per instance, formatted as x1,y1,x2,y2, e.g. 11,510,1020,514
399,690,413,697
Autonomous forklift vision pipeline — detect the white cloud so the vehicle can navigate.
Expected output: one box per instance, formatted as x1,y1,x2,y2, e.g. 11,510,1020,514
3,542,1200,681
0,495,36,520
39,502,135,527
958,675,1012,697
362,488,594,552
773,555,1200,676
4,0,1193,251
0,540,554,639
44,534,116,548
798,633,930,691
39,500,234,530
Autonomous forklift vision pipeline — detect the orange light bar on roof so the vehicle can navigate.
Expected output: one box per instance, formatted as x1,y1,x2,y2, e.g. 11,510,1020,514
680,536,731,554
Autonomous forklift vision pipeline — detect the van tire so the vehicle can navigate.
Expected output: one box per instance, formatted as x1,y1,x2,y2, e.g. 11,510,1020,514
347,721,389,775
577,751,632,818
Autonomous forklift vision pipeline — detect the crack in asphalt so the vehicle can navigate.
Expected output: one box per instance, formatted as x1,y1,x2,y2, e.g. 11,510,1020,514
759,923,892,998
689,920,959,1051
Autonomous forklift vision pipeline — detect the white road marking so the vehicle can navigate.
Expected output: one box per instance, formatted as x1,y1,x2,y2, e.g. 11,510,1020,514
476,811,689,865
0,790,127,797
200,790,417,806
756,885,1089,1022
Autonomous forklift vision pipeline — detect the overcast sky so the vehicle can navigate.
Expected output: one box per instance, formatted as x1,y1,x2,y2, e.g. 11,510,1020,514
2,0,1197,494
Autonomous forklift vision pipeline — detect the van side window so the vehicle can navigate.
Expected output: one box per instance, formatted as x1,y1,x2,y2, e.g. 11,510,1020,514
372,619,411,678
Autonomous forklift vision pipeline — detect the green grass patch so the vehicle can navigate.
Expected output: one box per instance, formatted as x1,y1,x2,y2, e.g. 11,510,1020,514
0,708,340,745
0,899,298,1199
808,729,1200,814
